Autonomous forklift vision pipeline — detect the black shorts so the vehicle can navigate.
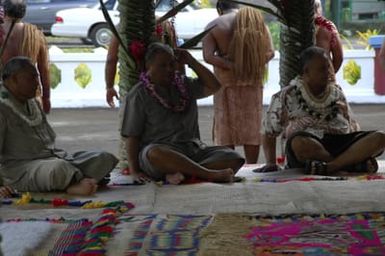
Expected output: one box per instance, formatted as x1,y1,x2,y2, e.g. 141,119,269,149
286,131,374,168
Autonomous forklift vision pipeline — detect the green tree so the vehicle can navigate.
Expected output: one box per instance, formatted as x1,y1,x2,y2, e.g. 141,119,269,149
118,0,155,91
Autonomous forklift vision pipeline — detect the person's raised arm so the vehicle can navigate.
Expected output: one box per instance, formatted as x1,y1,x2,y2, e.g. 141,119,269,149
37,36,51,114
105,36,119,108
175,48,221,97
331,34,343,73
202,26,231,70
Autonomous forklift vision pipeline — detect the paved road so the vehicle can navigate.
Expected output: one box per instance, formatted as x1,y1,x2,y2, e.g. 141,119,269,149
49,105,385,163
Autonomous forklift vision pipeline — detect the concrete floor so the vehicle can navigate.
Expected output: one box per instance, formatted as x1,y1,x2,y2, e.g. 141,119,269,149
48,105,385,162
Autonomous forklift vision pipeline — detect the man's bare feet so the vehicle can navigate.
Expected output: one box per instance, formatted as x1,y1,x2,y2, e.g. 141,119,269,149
207,168,234,183
66,178,98,196
166,172,185,185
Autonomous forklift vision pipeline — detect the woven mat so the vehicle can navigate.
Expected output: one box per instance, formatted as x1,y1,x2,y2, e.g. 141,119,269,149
3,212,385,255
1,205,131,256
200,212,385,256
108,213,212,255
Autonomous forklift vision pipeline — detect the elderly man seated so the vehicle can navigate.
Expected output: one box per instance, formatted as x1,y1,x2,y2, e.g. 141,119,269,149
121,42,244,184
258,46,385,175
0,57,118,195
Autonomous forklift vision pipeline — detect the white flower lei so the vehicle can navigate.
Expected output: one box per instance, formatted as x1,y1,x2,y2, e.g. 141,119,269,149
295,77,337,110
0,93,43,127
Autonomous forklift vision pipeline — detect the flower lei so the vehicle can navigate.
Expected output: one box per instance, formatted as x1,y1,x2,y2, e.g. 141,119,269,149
0,90,43,126
295,78,339,121
140,71,190,112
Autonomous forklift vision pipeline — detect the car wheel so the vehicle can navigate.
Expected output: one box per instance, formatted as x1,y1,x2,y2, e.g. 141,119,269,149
90,24,112,47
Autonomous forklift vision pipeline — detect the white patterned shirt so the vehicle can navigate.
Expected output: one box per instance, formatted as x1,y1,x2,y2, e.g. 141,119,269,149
263,77,359,139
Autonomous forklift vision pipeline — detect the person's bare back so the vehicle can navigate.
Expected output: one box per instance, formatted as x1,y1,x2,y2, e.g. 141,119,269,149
1,22,25,64
208,12,237,57
203,12,237,70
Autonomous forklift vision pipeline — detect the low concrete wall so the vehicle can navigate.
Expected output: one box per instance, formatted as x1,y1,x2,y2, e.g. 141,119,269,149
49,46,385,108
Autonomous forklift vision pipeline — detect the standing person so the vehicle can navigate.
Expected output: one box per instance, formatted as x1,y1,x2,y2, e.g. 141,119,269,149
0,0,50,113
203,2,274,164
314,0,343,79
105,19,180,172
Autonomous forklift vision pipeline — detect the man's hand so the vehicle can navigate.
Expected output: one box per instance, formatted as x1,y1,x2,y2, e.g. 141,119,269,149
174,48,194,66
42,97,51,114
252,164,281,173
106,88,119,108
131,170,152,184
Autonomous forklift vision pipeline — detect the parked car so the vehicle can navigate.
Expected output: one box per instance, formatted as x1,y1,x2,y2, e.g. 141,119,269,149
51,0,218,47
23,0,98,35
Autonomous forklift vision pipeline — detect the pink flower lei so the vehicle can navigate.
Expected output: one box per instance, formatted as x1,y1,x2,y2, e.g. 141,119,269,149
140,72,190,112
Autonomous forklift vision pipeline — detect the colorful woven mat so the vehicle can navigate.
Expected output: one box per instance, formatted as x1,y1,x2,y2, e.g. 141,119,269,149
254,174,385,183
4,205,131,256
200,212,385,256
116,214,212,256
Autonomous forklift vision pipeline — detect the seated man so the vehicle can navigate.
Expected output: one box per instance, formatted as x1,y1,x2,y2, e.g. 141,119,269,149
0,57,118,195
259,46,385,175
121,42,244,184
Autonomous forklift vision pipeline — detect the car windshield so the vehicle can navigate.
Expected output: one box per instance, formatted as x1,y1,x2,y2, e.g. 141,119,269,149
155,0,200,12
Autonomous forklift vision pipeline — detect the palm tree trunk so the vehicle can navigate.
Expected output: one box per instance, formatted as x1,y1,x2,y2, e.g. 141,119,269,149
279,0,315,87
118,0,155,94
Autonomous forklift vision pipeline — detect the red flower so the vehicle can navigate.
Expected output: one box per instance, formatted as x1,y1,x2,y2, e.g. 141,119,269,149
276,156,286,165
155,24,163,38
129,40,145,64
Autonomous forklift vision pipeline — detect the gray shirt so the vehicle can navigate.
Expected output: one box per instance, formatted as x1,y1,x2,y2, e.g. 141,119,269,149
0,86,57,178
121,77,204,148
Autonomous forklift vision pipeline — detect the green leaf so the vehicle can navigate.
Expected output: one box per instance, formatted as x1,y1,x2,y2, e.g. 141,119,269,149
157,0,194,24
222,0,286,24
99,0,136,70
179,25,217,49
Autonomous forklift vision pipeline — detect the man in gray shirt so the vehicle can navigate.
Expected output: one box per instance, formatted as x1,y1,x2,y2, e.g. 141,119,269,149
121,43,244,184
0,57,118,195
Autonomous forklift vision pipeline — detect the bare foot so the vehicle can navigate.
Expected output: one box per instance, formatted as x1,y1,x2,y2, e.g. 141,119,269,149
207,168,234,183
166,172,185,185
66,178,98,196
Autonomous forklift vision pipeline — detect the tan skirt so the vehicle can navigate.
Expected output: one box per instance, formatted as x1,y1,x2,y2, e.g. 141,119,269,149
213,67,263,146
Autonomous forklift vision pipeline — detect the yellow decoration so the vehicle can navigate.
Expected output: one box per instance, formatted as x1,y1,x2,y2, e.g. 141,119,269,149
82,201,107,209
49,64,61,89
16,192,32,205
74,63,92,89
356,29,380,50
343,60,361,86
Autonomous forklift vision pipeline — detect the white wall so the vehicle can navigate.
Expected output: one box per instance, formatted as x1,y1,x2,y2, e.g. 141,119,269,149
49,46,385,108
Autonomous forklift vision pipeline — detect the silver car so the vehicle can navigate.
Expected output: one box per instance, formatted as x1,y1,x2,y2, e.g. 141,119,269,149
23,0,97,34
